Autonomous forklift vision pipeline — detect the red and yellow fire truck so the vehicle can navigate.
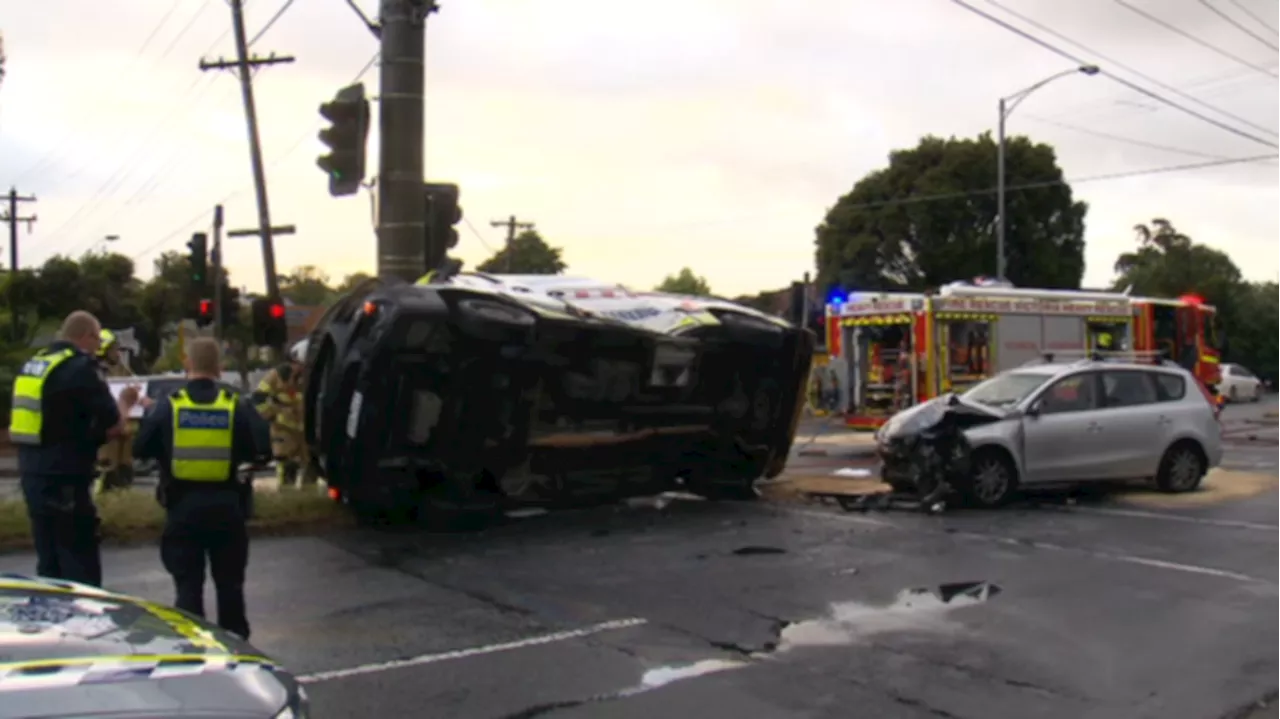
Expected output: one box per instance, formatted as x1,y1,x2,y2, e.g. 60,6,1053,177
823,281,1219,430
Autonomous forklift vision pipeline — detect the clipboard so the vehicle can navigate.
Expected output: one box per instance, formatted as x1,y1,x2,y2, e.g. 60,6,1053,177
107,380,149,419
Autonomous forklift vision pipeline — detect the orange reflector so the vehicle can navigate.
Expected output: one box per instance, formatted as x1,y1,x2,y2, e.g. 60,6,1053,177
363,301,377,316
328,488,341,501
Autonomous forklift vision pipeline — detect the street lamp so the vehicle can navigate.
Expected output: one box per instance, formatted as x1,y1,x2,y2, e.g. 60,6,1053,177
996,64,1099,281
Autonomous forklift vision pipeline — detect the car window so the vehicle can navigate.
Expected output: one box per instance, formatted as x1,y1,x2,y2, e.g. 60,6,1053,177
1100,371,1158,408
1037,374,1097,414
1153,373,1186,402
1236,366,1255,379
962,372,1053,409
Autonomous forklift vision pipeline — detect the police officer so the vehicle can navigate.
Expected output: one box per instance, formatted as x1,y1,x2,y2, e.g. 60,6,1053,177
95,329,137,492
10,311,142,586
253,356,310,488
133,337,270,640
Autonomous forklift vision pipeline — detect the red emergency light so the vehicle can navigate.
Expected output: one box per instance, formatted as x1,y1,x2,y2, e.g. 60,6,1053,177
1179,293,1205,306
269,302,286,320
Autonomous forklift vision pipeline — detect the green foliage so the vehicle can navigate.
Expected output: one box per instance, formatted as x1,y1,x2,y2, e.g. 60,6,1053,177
280,265,338,306
476,231,567,274
816,133,1086,292
656,267,712,296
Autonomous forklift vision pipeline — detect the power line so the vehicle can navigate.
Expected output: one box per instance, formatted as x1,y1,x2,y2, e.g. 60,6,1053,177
1111,0,1278,78
1043,64,1274,123
1225,0,1278,34
831,154,1277,214
1199,0,1279,50
1019,114,1236,160
248,0,297,47
462,216,497,253
953,0,1279,149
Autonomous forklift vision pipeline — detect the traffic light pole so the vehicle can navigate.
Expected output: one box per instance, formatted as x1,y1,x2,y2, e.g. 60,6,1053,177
212,204,225,339
200,0,295,301
376,0,437,282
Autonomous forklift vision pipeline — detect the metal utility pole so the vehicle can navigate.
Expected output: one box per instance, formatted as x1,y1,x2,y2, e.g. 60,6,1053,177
199,0,295,300
995,64,1099,281
1,188,36,341
377,0,437,282
489,215,534,273
212,205,225,338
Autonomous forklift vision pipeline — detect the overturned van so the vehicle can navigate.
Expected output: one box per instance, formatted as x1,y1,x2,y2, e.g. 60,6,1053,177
301,273,815,519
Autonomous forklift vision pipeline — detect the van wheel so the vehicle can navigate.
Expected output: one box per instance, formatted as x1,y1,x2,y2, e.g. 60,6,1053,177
960,449,1018,508
1155,442,1205,493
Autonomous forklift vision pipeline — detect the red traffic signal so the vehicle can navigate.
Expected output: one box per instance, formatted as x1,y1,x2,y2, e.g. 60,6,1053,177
195,298,214,327
269,302,286,320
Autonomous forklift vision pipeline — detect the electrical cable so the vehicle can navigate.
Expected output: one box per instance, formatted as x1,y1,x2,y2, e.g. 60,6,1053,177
1111,0,1278,78
830,154,1277,214
463,216,498,254
8,0,188,185
954,0,1279,149
1225,0,1278,34
980,0,1278,138
1199,0,1279,50
248,0,296,47
1018,114,1237,160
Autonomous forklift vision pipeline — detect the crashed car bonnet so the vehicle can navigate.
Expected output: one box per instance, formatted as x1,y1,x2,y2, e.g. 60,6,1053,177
301,273,815,518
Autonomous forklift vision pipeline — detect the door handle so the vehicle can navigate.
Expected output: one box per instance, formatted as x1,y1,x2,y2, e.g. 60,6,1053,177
1157,415,1173,426
1086,422,1102,433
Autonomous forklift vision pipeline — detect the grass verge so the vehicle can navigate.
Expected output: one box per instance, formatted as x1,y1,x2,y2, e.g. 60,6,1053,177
0,487,352,554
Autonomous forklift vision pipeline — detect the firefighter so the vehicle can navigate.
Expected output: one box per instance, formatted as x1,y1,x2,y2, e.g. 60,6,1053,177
11,311,142,586
133,337,271,639
95,329,137,493
253,355,308,487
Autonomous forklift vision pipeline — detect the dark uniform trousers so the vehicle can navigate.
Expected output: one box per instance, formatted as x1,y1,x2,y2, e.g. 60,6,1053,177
160,488,251,640
22,474,102,587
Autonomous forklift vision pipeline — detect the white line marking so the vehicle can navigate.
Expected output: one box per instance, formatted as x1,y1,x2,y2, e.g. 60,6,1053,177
773,506,1270,584
1058,505,1280,532
296,618,648,684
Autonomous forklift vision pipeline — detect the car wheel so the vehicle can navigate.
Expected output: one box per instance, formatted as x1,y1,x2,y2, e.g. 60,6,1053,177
1251,385,1262,403
1155,442,1206,493
1229,386,1239,403
961,449,1018,508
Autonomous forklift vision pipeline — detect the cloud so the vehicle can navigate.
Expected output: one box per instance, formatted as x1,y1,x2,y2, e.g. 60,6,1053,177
0,0,1274,299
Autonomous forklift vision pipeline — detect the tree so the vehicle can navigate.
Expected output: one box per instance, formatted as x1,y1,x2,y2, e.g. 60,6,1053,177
656,267,712,296
336,272,374,294
279,265,335,306
476,230,567,274
1112,219,1242,304
815,133,1087,292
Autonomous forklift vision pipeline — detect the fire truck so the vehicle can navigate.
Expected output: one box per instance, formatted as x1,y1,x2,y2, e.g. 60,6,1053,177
823,280,1222,430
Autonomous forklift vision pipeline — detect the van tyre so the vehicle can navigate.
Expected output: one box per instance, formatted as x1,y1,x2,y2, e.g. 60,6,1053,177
1155,442,1206,493
960,449,1018,508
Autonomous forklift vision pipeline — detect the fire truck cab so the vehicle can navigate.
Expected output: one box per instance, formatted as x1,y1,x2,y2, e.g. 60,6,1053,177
825,280,1136,430
1129,293,1222,390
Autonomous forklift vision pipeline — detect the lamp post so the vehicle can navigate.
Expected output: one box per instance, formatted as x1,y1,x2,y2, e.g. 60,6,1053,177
996,64,1099,281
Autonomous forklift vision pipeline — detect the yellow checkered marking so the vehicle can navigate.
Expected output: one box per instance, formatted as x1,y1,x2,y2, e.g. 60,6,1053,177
934,312,999,322
840,314,913,327
0,654,275,692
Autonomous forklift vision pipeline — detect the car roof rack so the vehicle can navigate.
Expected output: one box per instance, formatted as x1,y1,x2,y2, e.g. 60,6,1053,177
1025,349,1182,369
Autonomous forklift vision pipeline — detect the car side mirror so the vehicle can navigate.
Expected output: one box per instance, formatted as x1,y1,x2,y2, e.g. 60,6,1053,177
1025,400,1042,418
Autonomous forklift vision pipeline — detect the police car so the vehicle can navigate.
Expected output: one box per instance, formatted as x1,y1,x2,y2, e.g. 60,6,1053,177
0,573,308,719
301,272,815,520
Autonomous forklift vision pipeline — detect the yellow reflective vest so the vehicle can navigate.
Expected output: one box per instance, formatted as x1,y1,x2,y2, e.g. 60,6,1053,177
415,271,436,285
169,389,237,482
9,348,77,446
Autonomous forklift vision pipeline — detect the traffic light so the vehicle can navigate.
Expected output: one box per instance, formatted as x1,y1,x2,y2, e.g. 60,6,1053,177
251,297,288,348
424,182,462,268
317,83,370,197
196,298,214,327
187,233,208,286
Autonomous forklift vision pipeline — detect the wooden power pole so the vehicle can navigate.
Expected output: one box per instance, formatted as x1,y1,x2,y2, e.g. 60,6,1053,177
489,215,534,273
199,0,294,300
1,188,36,341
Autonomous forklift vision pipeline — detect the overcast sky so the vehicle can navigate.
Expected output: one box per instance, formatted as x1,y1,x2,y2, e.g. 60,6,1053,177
1,0,1276,297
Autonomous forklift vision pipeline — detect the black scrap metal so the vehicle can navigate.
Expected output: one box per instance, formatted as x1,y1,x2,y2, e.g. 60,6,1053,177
803,489,948,515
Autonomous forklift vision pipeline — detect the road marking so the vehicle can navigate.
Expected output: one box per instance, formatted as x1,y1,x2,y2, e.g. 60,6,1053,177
1056,505,1280,532
773,507,1270,584
296,617,648,684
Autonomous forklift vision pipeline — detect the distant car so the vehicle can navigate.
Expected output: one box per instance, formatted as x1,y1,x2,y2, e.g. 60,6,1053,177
0,573,308,719
1219,363,1265,403
878,358,1223,507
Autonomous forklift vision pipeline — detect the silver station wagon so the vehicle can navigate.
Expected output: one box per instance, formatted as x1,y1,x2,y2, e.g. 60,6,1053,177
879,357,1223,507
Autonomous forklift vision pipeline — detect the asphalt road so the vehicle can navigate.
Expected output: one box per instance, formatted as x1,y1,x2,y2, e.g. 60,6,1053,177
1,468,1276,719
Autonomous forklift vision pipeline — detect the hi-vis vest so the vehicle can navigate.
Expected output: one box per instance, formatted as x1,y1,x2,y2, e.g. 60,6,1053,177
9,348,77,446
169,389,237,482
414,271,436,285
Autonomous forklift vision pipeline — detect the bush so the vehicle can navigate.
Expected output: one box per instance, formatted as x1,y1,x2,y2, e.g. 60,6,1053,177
0,486,351,553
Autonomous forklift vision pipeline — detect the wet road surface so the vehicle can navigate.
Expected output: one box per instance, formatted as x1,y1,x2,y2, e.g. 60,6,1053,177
1,479,1274,719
